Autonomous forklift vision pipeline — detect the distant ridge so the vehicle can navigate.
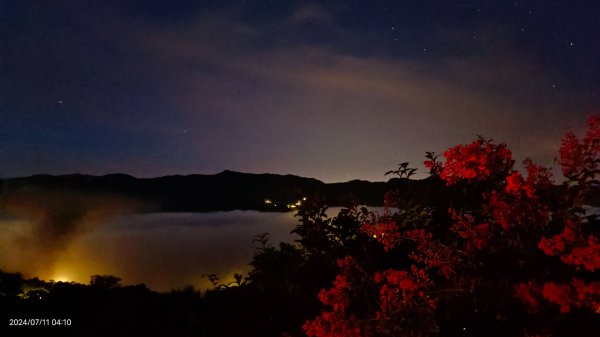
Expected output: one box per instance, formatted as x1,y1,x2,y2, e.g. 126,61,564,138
0,171,445,212
3,171,600,213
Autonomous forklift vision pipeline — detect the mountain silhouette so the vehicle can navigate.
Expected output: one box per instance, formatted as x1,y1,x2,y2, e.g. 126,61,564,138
0,171,446,212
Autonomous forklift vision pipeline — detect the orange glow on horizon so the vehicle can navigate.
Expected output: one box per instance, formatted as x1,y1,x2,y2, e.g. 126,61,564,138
51,271,74,283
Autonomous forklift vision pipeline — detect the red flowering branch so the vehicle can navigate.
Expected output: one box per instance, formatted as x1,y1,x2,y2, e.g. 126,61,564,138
538,219,600,272
439,137,514,186
559,116,600,182
516,279,600,314
305,116,600,337
303,257,365,337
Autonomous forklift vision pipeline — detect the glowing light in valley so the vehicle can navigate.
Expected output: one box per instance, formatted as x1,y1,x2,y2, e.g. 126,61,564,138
41,262,93,286
52,273,72,283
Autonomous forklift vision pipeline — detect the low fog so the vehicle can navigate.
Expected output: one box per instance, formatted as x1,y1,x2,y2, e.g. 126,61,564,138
0,190,301,291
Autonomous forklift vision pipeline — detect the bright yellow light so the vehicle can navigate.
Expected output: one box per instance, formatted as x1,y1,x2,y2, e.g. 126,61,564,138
264,199,272,204
51,267,75,283
302,197,307,201
52,273,72,283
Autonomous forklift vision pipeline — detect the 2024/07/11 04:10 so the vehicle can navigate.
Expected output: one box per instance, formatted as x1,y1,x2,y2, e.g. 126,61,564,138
8,318,72,326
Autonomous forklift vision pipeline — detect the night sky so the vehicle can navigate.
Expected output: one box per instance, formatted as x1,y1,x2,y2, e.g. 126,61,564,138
1,0,599,182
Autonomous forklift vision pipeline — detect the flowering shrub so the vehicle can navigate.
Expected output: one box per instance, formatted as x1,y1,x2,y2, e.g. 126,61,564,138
438,137,513,186
360,220,402,252
559,116,600,179
303,257,363,337
304,116,600,337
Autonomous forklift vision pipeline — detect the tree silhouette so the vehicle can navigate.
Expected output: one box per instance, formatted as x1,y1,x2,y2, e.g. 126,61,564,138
90,275,122,289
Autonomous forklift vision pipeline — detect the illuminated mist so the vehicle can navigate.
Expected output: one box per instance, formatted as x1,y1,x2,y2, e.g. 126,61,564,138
0,196,301,291
0,191,141,284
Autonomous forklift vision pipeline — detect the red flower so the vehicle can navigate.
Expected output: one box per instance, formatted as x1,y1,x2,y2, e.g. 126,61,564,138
559,132,585,177
541,279,600,314
486,189,549,231
539,219,600,272
560,235,600,272
523,159,552,193
571,279,600,313
584,115,600,149
505,172,524,195
440,139,513,186
449,208,490,251
375,267,436,322
542,282,572,313
538,225,576,256
559,115,600,178
304,257,364,337
515,282,541,312
424,160,442,175
361,220,402,252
